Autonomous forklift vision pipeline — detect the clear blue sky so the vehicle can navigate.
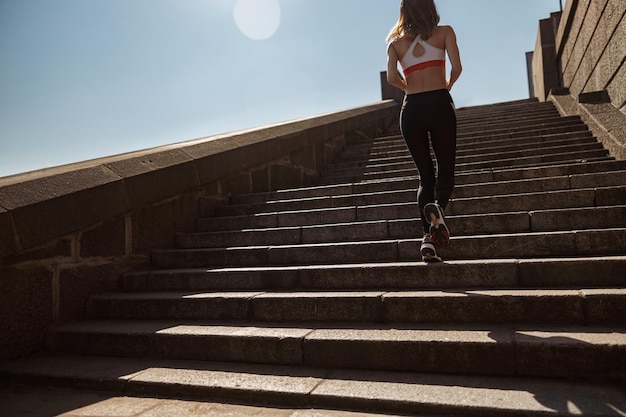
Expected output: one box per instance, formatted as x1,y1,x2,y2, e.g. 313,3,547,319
0,0,563,178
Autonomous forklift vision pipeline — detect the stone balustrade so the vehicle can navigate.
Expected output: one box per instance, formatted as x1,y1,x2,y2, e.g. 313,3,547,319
0,100,400,361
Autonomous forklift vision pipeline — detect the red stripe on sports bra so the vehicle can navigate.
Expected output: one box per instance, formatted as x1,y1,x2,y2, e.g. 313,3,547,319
403,60,446,76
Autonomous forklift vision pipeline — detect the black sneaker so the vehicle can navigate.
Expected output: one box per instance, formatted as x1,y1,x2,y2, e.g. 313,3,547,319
424,203,450,248
420,234,442,263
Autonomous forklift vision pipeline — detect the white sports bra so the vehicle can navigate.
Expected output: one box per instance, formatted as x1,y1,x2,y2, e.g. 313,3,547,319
399,36,446,76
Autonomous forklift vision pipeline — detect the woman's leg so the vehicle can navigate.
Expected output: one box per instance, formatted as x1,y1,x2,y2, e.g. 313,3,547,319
429,100,457,210
400,98,436,234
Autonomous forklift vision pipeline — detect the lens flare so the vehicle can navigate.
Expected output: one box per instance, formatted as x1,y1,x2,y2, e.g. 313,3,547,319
234,0,281,41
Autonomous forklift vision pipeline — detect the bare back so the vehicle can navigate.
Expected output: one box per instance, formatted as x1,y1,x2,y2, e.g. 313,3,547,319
387,25,462,94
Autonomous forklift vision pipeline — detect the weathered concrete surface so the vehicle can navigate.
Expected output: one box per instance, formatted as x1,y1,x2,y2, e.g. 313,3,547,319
550,91,626,160
0,100,400,363
2,355,626,417
0,383,405,417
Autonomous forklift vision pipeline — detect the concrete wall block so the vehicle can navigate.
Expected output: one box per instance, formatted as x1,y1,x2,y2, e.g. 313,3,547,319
608,58,626,111
57,261,137,321
219,170,252,196
0,208,16,257
186,131,275,185
251,166,270,194
0,167,127,255
2,237,72,266
581,102,626,160
605,15,626,99
199,195,229,218
564,3,605,92
323,136,345,166
303,124,328,148
79,216,126,258
0,266,53,361
325,118,347,142
270,163,303,192
560,0,590,83
106,150,198,211
313,143,325,174
291,146,317,172
557,0,624,110
130,193,199,256
583,1,623,94
555,0,576,63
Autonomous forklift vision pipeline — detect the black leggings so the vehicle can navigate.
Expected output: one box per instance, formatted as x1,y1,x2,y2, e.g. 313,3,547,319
400,89,457,234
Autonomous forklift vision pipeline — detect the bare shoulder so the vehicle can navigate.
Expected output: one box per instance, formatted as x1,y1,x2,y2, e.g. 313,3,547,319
435,25,455,36
440,25,457,39
387,37,408,57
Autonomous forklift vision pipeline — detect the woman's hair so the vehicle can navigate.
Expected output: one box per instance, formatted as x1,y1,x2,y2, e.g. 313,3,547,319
386,0,440,42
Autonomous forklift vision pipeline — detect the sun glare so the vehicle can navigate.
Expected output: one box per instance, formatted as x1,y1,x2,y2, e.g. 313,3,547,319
233,0,281,41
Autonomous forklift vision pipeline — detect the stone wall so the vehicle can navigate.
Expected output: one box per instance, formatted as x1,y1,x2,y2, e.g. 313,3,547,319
556,0,625,113
532,12,562,100
0,100,400,361
532,0,626,160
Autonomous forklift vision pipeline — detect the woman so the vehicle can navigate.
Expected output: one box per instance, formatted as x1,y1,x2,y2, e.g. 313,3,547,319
386,0,462,262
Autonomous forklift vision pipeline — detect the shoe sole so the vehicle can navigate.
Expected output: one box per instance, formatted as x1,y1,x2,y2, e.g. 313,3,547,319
420,241,443,263
422,253,443,263
424,203,450,248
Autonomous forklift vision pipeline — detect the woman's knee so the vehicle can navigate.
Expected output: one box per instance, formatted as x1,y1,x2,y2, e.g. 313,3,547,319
436,174,455,204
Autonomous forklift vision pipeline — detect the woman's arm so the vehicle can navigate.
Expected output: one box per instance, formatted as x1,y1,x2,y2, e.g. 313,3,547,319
444,26,462,91
386,42,407,91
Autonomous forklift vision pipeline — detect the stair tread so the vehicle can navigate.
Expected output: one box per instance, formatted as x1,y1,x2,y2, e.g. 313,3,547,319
3,353,626,417
93,288,626,300
8,98,626,415
158,227,626,251
210,186,626,221
122,256,626,293
50,319,626,340
127,255,626,274
182,214,617,249
226,160,626,202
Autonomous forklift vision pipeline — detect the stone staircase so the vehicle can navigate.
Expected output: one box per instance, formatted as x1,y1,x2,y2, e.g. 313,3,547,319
3,98,626,416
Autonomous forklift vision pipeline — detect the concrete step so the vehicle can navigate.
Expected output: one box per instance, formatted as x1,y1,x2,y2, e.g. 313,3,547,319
317,156,615,185
348,119,589,156
457,111,567,133
182,206,626,249
456,99,557,119
406,118,588,145
448,117,587,142
321,154,615,184
226,160,626,206
3,353,626,417
335,135,599,172
151,228,626,268
208,184,626,228
122,256,626,292
42,321,626,379
340,132,596,164
458,111,574,128
86,288,626,326
7,98,626,417
212,172,626,218
321,146,610,180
